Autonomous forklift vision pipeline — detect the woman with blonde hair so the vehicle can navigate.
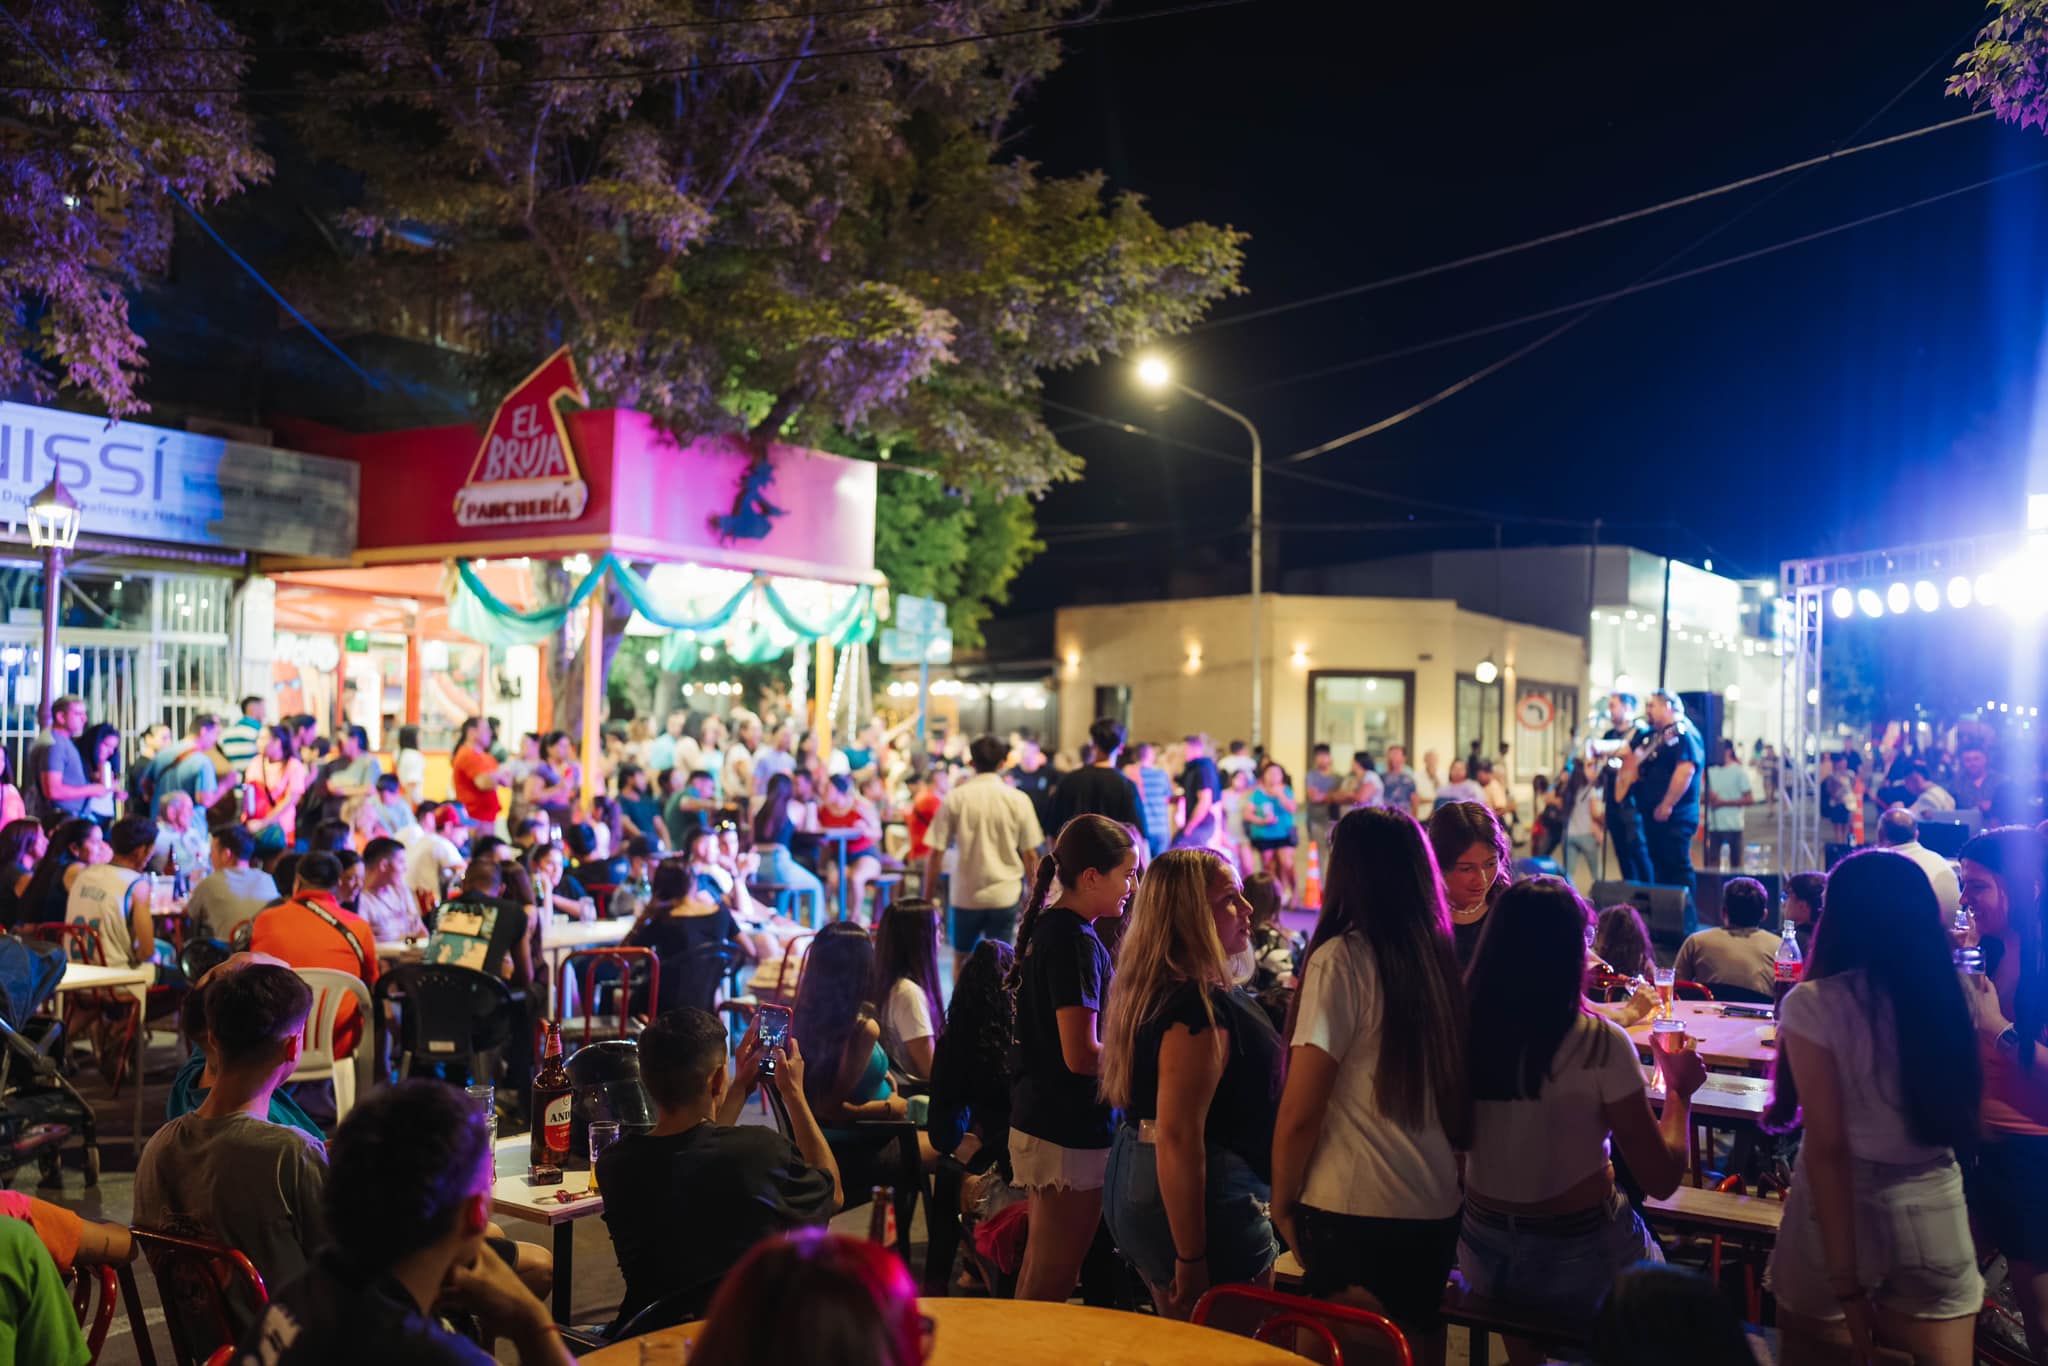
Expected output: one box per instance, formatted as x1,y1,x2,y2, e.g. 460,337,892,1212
1007,814,1137,1302
1100,848,1283,1318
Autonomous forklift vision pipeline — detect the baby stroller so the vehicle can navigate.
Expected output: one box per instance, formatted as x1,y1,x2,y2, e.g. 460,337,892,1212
0,937,100,1186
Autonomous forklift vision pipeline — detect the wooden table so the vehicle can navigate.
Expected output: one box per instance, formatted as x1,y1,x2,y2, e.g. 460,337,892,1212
583,1297,1310,1364
820,827,861,920
1644,1067,1771,1123
53,962,151,1150
489,1134,602,1323
377,916,631,965
1626,1001,1777,1072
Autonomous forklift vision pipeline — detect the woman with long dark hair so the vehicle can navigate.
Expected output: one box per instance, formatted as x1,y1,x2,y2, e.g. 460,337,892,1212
871,899,945,1081
1428,801,1511,963
1459,877,1705,1351
624,858,740,1012
752,771,825,925
791,923,935,1186
1270,807,1471,1334
78,723,120,827
243,725,307,847
927,938,1016,1174
690,1229,924,1366
1954,827,2048,1360
0,819,46,930
1007,813,1136,1302
1098,848,1282,1318
1763,849,1982,1366
23,818,106,924
1591,903,1655,982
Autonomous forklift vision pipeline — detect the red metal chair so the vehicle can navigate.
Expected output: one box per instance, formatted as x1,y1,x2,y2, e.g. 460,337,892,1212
756,932,813,1009
26,922,145,1089
556,946,659,1047
122,1227,267,1366
581,881,617,919
68,1262,119,1362
1191,1285,1414,1366
1675,980,1715,1001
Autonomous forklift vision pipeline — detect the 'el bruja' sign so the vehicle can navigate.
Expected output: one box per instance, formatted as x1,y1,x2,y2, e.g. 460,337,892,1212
453,348,591,527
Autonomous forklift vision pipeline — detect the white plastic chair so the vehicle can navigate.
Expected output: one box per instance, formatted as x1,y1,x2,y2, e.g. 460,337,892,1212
289,967,374,1121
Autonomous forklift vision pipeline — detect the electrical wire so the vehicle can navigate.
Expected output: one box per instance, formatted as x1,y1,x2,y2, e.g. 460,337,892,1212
1273,15,1996,464
5,0,1260,97
1195,110,1992,334
1263,157,2048,406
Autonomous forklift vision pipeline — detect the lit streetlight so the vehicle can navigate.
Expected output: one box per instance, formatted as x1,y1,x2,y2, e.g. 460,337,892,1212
1135,354,1266,749
26,478,81,730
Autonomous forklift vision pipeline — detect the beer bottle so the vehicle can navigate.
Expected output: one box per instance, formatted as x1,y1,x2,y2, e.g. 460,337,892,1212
529,1021,573,1172
867,1185,896,1249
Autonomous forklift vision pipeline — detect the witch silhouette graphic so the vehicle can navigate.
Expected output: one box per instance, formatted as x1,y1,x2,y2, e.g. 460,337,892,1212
712,457,785,542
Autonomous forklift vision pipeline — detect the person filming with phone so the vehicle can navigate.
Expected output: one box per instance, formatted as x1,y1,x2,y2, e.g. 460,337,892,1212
595,1007,842,1335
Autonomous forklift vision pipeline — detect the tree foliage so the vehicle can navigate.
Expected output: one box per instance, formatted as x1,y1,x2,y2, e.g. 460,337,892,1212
873,468,1044,651
1951,1,2048,132
0,0,270,415
293,0,1244,490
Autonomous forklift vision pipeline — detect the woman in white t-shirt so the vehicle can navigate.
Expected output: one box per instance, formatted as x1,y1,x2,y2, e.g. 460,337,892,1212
870,898,945,1081
1764,849,1983,1366
1460,877,1705,1350
1270,807,1472,1338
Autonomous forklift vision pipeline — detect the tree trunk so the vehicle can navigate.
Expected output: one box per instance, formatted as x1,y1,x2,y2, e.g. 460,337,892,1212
537,561,641,737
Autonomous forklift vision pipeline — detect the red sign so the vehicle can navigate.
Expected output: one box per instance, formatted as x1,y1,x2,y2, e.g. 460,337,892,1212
454,348,590,526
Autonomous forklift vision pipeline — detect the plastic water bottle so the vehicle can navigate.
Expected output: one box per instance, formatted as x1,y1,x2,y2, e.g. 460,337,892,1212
1953,906,1983,976
1773,929,1803,1010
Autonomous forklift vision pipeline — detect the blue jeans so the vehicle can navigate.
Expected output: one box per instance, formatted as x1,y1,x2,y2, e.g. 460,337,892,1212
758,844,824,927
1564,833,1601,886
1643,812,1700,933
1607,802,1652,883
1103,1123,1279,1292
1457,1190,1661,1324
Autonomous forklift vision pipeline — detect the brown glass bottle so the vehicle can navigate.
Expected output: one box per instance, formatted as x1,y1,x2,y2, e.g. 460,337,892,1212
529,1021,573,1172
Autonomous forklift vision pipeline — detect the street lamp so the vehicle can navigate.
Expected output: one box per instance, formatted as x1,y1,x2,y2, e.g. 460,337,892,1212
27,479,81,729
1136,354,1266,750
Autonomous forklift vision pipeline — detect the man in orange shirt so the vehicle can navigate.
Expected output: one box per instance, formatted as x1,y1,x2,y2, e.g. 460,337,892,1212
451,716,505,829
247,851,379,1055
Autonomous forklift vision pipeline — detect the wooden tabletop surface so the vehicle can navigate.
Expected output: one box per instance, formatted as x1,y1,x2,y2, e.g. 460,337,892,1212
1627,1000,1778,1070
582,1297,1313,1364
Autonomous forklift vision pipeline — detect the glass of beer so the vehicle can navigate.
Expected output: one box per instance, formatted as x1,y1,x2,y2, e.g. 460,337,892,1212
588,1120,622,1194
1653,967,1676,1018
1651,1013,1688,1053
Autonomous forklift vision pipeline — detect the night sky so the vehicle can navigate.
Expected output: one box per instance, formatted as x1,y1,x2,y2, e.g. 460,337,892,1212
1005,0,2048,613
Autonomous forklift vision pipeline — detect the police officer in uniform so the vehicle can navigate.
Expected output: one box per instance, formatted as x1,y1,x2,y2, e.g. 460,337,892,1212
1588,692,1653,883
1625,689,1706,933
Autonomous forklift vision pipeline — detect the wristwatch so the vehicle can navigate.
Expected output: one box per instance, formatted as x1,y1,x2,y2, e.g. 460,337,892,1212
1997,1026,2023,1057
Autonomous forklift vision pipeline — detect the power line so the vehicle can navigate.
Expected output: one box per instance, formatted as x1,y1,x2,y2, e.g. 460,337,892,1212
1277,16,1995,465
1196,110,1992,334
1261,157,2048,408
6,0,1259,97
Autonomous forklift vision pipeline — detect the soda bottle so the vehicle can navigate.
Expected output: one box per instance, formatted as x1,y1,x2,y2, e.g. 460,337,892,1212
1772,927,1803,1010
529,1021,573,1173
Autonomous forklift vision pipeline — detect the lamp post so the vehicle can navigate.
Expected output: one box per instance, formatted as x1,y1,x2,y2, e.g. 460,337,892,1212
26,479,81,730
1136,355,1266,750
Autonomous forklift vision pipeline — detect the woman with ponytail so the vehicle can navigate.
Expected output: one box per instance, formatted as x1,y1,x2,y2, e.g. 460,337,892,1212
1100,849,1282,1318
1007,814,1137,1302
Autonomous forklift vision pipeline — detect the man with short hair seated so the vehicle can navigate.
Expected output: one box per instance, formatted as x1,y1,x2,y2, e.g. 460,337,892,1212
136,965,325,1335
597,1007,842,1332
1671,875,1781,1002
355,837,424,943
248,852,379,1057
187,825,280,946
235,1080,572,1365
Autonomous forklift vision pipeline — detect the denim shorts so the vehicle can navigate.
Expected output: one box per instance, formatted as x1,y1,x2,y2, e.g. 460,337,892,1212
1102,1123,1279,1291
1456,1189,1661,1323
1771,1154,1983,1321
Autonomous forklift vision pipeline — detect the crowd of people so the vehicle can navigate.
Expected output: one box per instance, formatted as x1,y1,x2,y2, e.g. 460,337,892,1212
3,687,2045,1366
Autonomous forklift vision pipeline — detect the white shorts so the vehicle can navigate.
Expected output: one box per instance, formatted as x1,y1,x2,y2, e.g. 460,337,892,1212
1010,1130,1110,1193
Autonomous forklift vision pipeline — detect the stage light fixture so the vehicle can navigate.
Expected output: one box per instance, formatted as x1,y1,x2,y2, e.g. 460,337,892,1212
1887,583,1910,614
1948,576,1973,609
1830,588,1853,619
1857,588,1884,618
1913,581,1939,613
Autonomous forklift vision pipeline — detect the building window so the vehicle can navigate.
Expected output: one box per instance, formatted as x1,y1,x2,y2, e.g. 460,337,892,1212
1308,672,1413,774
1512,680,1581,785
1093,685,1132,734
1456,674,1503,773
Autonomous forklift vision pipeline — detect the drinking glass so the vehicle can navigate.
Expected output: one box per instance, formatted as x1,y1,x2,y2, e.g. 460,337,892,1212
467,1083,497,1155
1653,967,1676,1018
588,1120,622,1194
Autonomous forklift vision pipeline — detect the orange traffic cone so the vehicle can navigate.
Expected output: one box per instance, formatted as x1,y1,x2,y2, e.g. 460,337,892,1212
1302,840,1324,912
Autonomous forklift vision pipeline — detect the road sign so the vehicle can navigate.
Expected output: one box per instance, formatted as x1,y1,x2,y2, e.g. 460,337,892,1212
880,627,953,666
894,594,947,636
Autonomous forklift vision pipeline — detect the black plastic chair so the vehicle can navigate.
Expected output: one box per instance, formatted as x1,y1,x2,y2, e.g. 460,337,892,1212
676,941,749,1013
564,1038,654,1163
373,962,517,1086
176,938,230,985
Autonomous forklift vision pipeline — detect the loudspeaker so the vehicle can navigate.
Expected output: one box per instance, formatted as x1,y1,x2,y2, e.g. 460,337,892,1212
1915,815,1975,859
1679,690,1725,747
1591,879,1691,951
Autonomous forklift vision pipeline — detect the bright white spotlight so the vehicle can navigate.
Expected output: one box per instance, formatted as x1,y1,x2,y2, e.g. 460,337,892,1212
1830,587,1854,619
1913,580,1939,613
1135,355,1173,391
1724,683,1742,702
1978,572,2005,607
1887,582,1910,614
1948,575,1973,609
1857,588,1884,618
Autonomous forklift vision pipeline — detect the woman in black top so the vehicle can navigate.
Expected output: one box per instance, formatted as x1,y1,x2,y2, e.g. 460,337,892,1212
1007,814,1137,1302
0,819,46,931
1100,848,1282,1317
1428,801,1511,964
625,859,740,1012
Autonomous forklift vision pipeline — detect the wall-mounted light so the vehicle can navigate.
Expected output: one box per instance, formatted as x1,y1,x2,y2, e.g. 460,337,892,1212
1474,656,1499,685
1185,645,1203,674
1289,643,1309,669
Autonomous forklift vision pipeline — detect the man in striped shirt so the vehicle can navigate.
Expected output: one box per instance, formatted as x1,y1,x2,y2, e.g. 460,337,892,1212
218,696,267,768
